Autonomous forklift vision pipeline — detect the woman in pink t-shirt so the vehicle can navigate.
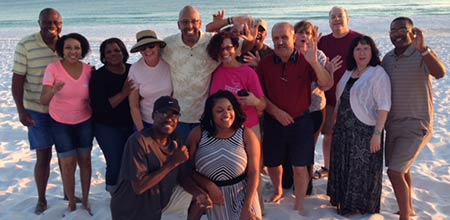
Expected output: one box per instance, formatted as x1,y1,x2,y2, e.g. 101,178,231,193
40,33,93,214
207,31,266,137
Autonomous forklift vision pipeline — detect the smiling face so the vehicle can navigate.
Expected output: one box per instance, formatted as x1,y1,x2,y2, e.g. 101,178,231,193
39,9,62,41
255,25,268,49
103,42,124,66
153,110,179,135
219,38,237,64
389,19,414,50
353,42,372,69
212,98,235,130
329,7,349,37
62,38,82,63
177,6,202,45
139,43,161,66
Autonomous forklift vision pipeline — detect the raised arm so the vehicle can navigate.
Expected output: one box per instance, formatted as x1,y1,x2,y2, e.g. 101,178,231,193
412,27,446,79
304,41,333,91
131,140,189,195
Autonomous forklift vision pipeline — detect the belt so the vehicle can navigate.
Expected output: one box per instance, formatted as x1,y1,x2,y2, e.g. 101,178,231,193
213,172,247,186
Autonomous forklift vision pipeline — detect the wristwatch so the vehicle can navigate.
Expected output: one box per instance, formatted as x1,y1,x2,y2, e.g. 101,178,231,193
421,47,431,56
373,130,382,136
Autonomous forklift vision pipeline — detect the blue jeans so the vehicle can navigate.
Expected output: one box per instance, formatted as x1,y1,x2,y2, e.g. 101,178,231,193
175,122,199,145
27,110,54,150
94,122,133,188
51,118,94,158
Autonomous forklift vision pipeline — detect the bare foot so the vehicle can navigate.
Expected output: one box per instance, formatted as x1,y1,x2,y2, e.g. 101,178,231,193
68,201,76,211
64,195,82,203
265,192,284,203
82,200,93,216
34,200,47,214
298,208,308,216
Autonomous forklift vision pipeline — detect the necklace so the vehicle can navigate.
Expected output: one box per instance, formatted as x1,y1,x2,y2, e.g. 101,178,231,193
352,66,369,78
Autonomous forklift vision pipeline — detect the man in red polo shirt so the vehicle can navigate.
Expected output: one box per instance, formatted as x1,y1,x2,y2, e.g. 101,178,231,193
257,22,332,215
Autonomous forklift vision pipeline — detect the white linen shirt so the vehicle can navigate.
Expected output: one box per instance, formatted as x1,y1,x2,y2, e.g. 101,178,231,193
335,65,391,126
162,32,219,123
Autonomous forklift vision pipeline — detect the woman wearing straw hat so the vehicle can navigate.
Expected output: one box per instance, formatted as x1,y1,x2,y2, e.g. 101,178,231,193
128,30,173,131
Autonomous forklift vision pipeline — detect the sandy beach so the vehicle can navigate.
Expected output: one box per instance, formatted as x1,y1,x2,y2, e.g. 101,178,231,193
1,10,450,220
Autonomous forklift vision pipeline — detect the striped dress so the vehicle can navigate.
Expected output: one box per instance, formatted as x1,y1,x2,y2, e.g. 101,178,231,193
195,128,261,220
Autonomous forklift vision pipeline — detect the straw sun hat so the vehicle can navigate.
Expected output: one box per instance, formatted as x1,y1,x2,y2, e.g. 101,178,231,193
130,30,166,53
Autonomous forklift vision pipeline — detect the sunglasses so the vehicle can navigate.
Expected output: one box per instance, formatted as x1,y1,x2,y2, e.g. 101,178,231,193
139,43,159,51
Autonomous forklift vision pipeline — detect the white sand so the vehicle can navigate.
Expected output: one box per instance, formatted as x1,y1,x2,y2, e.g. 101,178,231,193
1,20,449,220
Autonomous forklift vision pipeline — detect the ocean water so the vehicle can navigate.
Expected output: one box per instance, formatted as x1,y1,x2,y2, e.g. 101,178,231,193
0,0,449,66
1,0,450,27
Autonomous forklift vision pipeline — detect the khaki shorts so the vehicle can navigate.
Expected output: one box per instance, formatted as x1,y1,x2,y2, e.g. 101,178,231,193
385,122,432,173
321,105,335,135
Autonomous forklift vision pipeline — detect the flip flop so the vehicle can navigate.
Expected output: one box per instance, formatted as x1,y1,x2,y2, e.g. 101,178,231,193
313,167,329,179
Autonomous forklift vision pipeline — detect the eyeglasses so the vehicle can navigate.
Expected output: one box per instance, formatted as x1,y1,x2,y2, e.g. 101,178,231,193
389,27,409,34
156,111,180,119
179,19,200,26
39,20,62,26
139,43,158,51
258,26,266,33
221,45,234,52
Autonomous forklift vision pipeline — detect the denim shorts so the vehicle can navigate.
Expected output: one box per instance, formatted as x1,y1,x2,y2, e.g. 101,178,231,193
50,117,94,158
27,110,54,150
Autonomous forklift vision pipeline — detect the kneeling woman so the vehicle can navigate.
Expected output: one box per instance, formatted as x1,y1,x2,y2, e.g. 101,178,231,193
40,33,94,213
186,90,262,220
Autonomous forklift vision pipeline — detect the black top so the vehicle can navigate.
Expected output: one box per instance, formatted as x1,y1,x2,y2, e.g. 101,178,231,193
89,64,133,126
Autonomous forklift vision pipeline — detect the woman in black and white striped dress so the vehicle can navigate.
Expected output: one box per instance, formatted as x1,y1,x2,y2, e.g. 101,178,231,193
186,90,262,220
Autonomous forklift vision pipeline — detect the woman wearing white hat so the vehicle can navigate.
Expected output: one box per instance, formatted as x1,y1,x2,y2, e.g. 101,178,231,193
128,30,173,131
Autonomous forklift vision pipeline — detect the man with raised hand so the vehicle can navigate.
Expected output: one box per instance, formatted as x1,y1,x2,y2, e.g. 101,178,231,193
11,8,62,214
257,22,332,216
382,16,446,220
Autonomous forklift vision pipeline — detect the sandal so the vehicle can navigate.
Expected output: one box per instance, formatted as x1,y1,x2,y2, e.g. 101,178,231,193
313,167,329,179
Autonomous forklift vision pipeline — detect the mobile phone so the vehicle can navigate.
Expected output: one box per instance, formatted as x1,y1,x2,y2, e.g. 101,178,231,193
237,89,249,97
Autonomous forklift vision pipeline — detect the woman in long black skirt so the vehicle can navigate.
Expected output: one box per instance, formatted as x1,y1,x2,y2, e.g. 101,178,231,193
327,36,391,216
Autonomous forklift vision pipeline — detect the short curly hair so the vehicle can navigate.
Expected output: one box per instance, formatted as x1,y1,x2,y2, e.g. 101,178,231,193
55,33,90,59
207,31,239,62
99,37,129,64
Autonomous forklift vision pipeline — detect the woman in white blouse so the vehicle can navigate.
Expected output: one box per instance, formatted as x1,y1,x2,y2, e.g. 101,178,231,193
327,35,391,216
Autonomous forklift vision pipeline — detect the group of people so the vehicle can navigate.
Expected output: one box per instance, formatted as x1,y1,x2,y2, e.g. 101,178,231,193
11,5,446,220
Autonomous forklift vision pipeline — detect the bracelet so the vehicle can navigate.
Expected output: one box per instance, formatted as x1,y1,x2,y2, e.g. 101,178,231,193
227,17,233,25
421,47,431,56
373,130,382,136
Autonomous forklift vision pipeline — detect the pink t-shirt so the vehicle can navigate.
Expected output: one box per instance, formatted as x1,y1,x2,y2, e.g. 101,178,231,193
209,64,264,128
43,61,92,124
